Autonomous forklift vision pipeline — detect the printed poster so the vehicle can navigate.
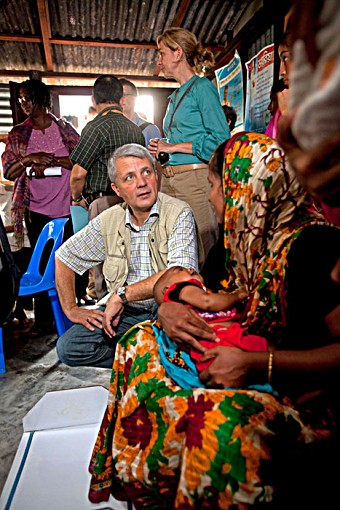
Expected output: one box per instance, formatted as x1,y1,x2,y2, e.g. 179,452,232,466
215,51,244,132
244,43,275,133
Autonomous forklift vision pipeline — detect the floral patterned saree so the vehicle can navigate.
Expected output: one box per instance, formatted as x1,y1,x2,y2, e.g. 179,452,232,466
88,133,331,509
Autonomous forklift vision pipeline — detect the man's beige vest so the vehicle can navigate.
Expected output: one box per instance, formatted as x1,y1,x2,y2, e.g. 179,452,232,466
99,192,203,300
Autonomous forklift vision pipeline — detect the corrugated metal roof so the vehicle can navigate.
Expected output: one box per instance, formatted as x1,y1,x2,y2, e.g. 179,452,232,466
0,0,260,84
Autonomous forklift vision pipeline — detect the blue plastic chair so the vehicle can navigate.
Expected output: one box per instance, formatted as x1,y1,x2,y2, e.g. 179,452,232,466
18,218,72,337
70,205,88,233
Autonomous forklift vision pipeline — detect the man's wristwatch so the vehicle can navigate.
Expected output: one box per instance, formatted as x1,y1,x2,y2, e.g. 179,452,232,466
71,195,83,203
115,286,128,305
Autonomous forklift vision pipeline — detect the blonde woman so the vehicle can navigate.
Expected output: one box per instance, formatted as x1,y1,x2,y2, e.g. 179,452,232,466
148,28,230,260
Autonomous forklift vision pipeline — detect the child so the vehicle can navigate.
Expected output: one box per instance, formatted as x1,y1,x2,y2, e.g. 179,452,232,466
154,266,268,373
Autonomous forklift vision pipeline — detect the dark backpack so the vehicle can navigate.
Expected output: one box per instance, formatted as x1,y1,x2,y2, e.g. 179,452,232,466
0,216,22,325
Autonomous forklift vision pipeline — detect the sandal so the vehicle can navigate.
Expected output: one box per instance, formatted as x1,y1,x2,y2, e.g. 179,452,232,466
5,307,33,328
19,316,34,328
14,307,32,328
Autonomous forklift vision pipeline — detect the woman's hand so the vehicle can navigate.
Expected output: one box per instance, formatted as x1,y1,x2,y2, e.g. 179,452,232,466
52,155,73,170
29,152,55,166
156,140,173,154
148,138,174,158
6,151,55,180
199,346,251,388
26,152,55,178
28,163,46,178
148,138,160,157
277,88,289,116
158,302,217,354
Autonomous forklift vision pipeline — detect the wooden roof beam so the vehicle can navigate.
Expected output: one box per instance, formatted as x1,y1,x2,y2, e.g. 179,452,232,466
0,34,42,43
172,0,192,27
0,34,223,53
0,69,176,84
50,37,224,52
0,33,156,49
37,0,53,71
49,38,157,49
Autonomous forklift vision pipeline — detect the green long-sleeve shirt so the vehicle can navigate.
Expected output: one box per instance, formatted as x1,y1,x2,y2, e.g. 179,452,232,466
163,75,230,166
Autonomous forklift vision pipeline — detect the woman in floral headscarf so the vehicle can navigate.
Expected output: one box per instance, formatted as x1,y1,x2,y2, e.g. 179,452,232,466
88,133,340,509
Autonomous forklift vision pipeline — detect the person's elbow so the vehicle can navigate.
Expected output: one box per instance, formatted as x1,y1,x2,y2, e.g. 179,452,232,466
70,163,87,184
55,257,74,284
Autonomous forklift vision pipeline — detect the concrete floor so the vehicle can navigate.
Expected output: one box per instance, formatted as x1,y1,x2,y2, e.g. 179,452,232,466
0,313,112,497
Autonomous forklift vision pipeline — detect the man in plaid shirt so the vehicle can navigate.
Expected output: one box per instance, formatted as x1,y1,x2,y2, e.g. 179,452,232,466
70,75,145,208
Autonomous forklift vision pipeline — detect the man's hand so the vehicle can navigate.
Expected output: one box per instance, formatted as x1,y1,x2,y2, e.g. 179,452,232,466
71,198,89,210
56,258,104,331
102,294,124,338
66,305,105,331
158,302,217,354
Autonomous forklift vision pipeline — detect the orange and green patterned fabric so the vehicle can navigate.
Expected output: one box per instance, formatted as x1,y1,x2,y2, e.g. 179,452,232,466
88,133,329,508
89,322,315,508
220,132,324,342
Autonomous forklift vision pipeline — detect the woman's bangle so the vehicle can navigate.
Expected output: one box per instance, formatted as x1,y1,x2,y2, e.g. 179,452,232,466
19,158,26,169
268,351,274,384
71,195,83,203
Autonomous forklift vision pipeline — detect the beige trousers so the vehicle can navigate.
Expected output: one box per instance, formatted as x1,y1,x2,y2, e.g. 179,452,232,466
161,167,218,263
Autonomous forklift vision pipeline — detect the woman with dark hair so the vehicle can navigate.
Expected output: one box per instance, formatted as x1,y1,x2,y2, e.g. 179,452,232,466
2,79,81,335
88,133,340,508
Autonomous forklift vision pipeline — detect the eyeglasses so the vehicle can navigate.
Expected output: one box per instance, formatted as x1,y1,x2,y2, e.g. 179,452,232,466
17,95,32,105
123,94,136,97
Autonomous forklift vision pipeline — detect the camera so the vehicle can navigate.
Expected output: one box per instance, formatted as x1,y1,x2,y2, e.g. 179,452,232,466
157,151,169,166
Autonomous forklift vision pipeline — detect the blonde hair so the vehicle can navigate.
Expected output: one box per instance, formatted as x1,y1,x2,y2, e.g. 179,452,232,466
157,28,215,74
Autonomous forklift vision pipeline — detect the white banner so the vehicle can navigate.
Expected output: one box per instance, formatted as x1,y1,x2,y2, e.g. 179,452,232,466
215,51,244,132
245,44,275,133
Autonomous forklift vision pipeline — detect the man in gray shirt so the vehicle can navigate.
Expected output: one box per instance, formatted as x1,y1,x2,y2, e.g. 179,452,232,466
120,78,162,147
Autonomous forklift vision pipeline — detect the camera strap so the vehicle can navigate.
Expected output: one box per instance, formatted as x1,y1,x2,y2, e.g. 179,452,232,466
99,107,123,117
167,76,199,134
